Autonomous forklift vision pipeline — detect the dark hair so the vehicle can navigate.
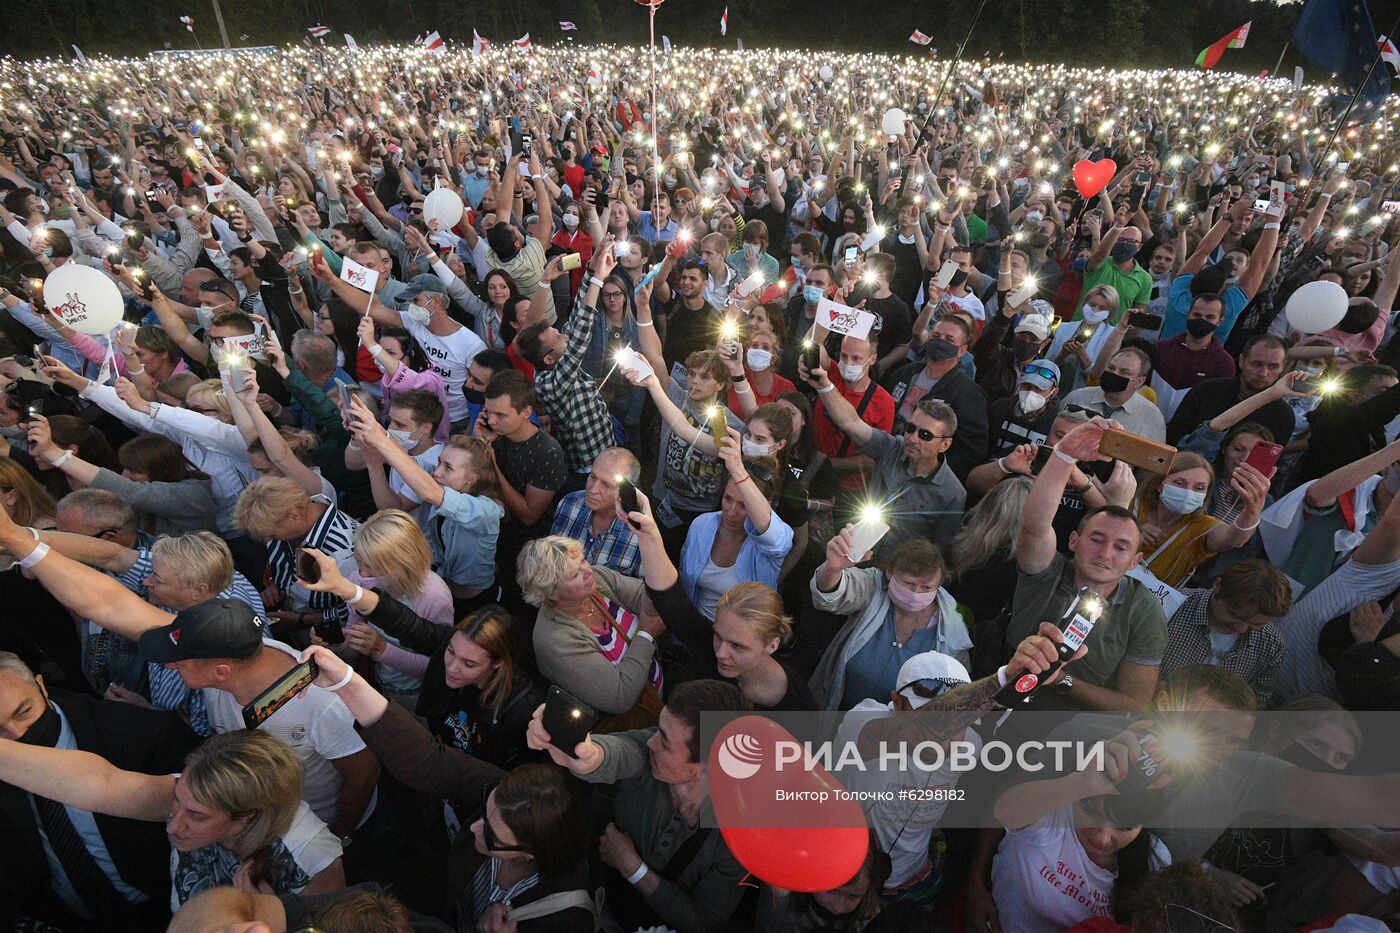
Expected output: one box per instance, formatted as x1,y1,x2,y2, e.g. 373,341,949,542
1112,863,1242,930
484,369,535,411
486,221,519,259
664,679,750,762
118,434,203,483
482,269,520,308
776,390,819,463
1156,664,1258,711
48,414,119,477
785,830,891,929
376,326,429,372
491,763,589,882
884,538,946,581
208,310,255,335
322,297,364,369
515,322,551,366
1241,334,1286,358
470,349,512,378
1077,504,1142,538
1216,421,1273,475
387,388,445,433
747,403,795,469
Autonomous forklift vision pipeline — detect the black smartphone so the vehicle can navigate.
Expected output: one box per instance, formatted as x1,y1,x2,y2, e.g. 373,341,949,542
843,245,858,267
242,658,319,729
1126,311,1163,330
1077,325,1096,342
617,475,640,516
1030,445,1052,475
1293,375,1326,394
336,380,353,411
520,133,532,158
313,616,345,646
1082,458,1116,483
297,548,321,584
802,340,821,374
541,685,597,753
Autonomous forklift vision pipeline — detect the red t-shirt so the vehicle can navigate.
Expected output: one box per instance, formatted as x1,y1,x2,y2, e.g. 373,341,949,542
726,372,796,417
814,361,895,491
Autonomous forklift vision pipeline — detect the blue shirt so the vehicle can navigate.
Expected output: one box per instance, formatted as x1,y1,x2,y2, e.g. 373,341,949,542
1161,273,1250,343
637,211,678,244
839,604,948,709
35,704,151,916
677,509,794,610
550,490,642,577
462,171,492,209
430,487,505,590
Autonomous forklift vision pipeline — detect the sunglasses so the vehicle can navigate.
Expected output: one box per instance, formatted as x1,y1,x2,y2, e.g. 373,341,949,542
897,677,963,699
409,206,424,215
1021,364,1058,383
479,783,530,853
903,424,950,442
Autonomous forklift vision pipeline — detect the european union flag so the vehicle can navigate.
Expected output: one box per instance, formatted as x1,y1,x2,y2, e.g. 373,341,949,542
1291,0,1391,111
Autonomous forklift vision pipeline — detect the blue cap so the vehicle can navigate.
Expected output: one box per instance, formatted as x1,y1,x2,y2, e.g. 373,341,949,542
1019,358,1060,391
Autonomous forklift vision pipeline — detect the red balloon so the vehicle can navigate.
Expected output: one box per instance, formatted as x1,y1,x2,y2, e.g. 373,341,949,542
709,715,870,893
1073,158,1117,199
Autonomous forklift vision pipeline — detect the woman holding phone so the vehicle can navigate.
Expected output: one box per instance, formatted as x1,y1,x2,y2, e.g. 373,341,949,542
0,730,344,909
296,639,594,931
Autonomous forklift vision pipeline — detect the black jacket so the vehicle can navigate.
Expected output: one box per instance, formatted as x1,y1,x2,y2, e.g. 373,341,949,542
1166,377,1295,449
1289,379,1400,490
882,361,990,481
0,689,200,932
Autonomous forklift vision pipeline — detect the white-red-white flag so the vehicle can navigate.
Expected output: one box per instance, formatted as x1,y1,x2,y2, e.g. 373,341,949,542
308,25,331,38
179,14,193,25
559,21,577,30
422,30,444,53
720,6,728,35
1381,35,1400,72
513,33,532,49
473,29,490,56
909,29,932,45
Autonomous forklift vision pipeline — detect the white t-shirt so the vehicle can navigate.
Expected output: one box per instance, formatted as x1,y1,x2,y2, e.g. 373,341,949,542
390,443,444,535
169,798,341,910
202,641,372,826
990,802,1170,933
401,318,485,424
832,700,976,888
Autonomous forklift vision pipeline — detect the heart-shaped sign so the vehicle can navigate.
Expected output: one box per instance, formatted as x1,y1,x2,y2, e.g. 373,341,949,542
1073,158,1118,199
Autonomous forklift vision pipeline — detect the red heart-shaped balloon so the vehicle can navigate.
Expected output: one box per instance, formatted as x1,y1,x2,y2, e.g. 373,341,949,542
709,715,869,892
1073,158,1118,199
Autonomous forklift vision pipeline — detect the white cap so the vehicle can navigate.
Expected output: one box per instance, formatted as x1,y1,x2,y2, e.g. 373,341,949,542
895,652,971,709
1015,313,1053,340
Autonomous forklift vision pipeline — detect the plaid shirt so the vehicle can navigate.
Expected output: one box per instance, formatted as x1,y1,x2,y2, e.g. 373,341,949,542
1161,589,1284,707
549,489,642,577
533,295,617,472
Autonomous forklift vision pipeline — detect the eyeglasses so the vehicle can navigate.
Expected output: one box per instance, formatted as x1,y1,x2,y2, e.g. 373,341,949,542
479,783,530,853
903,424,950,442
601,290,626,300
1021,364,1058,383
1164,904,1236,933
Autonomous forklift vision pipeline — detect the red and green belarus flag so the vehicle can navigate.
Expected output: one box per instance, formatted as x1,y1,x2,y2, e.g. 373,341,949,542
1196,21,1251,69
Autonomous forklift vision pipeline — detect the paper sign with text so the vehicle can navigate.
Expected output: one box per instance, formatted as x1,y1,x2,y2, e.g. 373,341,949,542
815,298,875,340
339,256,380,294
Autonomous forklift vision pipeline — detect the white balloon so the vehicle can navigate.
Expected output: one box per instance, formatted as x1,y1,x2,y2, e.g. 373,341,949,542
423,187,464,229
42,263,124,335
1284,280,1349,334
818,65,834,82
882,108,908,137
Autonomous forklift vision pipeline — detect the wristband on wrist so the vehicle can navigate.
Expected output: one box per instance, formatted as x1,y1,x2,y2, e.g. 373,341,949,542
731,371,747,382
626,863,650,885
347,584,366,606
127,365,145,376
18,542,49,570
1052,444,1078,464
1263,222,1280,230
1332,346,1345,358
638,319,654,328
817,382,835,394
734,383,751,394
1232,517,1260,531
323,666,355,692
50,450,74,468
368,344,383,357
995,457,1011,475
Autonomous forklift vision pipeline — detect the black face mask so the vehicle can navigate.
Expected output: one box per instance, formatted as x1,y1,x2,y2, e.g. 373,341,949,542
18,701,60,748
1098,371,1131,394
1012,338,1041,361
949,269,969,289
923,337,960,362
463,387,485,404
1185,317,1218,339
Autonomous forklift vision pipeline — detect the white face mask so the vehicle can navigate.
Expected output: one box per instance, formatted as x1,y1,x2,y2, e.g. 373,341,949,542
387,427,419,450
562,212,579,230
1015,390,1047,415
743,243,760,259
741,437,771,457
1081,304,1110,324
475,165,489,178
745,348,773,372
839,361,867,384
196,305,218,329
405,302,432,325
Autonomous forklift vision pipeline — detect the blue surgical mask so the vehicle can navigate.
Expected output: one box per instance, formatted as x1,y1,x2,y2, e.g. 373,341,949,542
1159,484,1206,514
803,285,824,304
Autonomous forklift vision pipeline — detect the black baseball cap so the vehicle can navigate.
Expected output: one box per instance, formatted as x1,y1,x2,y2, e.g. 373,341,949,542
138,598,265,664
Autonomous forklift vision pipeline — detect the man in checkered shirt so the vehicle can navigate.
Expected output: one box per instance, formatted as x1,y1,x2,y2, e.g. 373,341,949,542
516,246,623,493
1159,559,1291,708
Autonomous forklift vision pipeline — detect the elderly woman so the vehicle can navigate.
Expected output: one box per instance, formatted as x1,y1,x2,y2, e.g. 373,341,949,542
809,526,972,711
518,535,665,723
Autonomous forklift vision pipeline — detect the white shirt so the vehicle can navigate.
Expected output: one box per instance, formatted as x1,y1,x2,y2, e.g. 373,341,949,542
202,641,372,826
991,802,1170,933
401,317,485,424
833,700,977,888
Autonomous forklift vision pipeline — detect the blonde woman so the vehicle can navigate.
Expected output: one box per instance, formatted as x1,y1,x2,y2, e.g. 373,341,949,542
1048,283,1120,379
712,583,816,710
949,476,1033,625
0,730,345,909
518,535,665,720
1128,451,1269,588
341,510,453,710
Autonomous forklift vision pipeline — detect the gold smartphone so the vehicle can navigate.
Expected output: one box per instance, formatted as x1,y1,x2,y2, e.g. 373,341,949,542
1099,429,1176,476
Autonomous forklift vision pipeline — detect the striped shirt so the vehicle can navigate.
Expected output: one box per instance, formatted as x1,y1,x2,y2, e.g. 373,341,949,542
549,490,642,577
461,852,540,927
266,495,359,626
589,594,663,695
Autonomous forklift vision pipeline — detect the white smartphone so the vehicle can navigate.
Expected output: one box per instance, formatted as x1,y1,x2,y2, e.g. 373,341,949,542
613,242,630,259
846,512,891,562
1006,282,1036,309
935,259,960,289
614,345,654,382
736,270,766,297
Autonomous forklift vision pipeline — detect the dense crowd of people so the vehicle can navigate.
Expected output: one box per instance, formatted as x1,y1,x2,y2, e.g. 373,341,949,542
0,39,1398,933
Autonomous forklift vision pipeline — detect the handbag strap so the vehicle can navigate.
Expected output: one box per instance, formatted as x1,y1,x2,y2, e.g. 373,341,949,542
507,889,599,923
836,381,880,458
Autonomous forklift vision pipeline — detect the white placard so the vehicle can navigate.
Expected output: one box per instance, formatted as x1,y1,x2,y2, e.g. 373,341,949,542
1124,564,1187,619
815,298,875,340
339,256,380,294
